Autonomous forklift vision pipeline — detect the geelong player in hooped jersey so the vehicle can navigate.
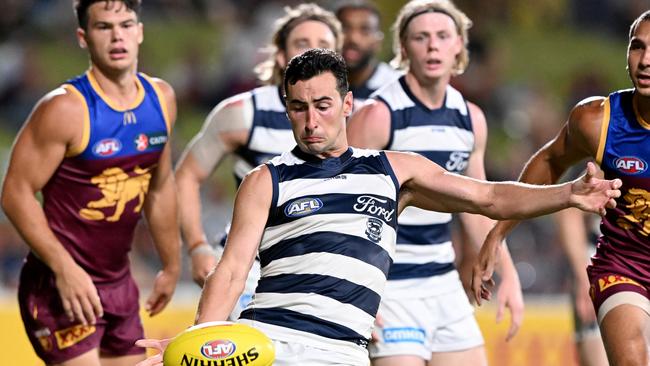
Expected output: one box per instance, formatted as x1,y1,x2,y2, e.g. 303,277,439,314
136,49,620,366
1,1,180,365
174,5,343,319
347,1,522,365
474,10,650,366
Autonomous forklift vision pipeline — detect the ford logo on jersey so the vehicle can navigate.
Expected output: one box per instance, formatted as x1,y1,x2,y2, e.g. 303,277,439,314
285,197,323,217
92,138,122,157
614,156,647,175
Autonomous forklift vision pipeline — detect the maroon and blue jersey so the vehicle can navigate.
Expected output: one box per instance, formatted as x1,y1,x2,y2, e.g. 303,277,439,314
28,71,171,284
591,89,650,287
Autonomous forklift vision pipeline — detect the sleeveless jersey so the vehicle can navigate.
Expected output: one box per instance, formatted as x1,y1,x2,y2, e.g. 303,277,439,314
373,76,474,298
232,85,295,186
239,147,399,354
31,71,170,284
591,89,650,285
350,62,401,102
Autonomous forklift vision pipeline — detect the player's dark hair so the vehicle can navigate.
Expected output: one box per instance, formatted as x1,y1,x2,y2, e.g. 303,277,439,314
284,49,349,99
74,0,141,30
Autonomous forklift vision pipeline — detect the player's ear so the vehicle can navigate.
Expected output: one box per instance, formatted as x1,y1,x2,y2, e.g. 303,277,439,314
343,91,353,117
77,27,88,49
137,22,144,44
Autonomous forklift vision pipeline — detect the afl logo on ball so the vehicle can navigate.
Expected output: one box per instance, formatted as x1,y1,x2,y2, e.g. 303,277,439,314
201,339,237,359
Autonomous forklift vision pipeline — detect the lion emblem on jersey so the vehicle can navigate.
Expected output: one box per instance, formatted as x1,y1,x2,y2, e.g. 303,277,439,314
79,166,152,222
616,187,650,236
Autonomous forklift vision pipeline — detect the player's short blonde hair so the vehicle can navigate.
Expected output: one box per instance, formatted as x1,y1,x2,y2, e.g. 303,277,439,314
254,3,343,85
390,0,471,76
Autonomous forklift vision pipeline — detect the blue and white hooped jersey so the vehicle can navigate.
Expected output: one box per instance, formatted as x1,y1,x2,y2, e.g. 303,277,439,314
232,85,295,185
239,147,399,354
373,76,474,298
351,62,402,102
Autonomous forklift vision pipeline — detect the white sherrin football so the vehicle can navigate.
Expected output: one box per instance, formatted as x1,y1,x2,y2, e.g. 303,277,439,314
163,321,275,366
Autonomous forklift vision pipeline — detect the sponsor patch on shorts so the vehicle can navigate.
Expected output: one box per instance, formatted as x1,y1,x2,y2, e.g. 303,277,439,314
54,324,96,349
598,274,644,292
382,327,426,344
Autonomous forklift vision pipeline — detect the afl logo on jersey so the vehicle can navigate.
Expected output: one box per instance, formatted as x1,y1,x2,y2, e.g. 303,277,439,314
615,156,647,175
92,138,122,157
285,197,323,217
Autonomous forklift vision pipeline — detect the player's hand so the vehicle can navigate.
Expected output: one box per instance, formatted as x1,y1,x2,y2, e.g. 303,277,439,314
471,231,502,305
496,267,524,341
54,261,103,325
145,268,179,316
190,245,219,287
570,162,621,216
135,338,171,366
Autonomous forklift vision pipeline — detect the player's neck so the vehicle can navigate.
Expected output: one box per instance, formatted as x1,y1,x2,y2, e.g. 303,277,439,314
89,66,140,108
348,59,378,88
635,92,650,122
404,71,448,109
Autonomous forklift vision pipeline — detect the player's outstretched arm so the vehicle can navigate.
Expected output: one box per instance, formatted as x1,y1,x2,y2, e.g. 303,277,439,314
143,79,181,317
195,164,272,324
471,97,608,304
1,87,103,325
175,94,253,286
389,150,620,220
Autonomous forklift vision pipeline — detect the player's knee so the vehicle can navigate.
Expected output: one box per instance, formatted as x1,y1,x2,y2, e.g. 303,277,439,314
608,339,648,366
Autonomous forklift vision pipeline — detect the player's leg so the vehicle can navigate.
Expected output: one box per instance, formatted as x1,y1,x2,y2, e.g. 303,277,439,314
97,278,147,366
50,349,101,366
589,270,650,366
99,353,146,366
428,346,486,366
372,355,425,366
427,281,486,366
599,303,650,366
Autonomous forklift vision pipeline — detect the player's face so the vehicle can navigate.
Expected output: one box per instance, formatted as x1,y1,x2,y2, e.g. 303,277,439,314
286,72,353,158
278,20,337,67
77,1,143,74
401,12,462,82
628,20,650,96
339,8,382,71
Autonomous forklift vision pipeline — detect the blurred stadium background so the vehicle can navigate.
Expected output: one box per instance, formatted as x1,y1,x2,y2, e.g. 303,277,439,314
0,0,645,364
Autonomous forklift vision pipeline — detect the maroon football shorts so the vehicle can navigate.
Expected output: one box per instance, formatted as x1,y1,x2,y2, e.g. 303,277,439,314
588,267,650,323
18,261,145,364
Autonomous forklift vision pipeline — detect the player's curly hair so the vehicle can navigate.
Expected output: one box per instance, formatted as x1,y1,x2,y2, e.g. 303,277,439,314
390,0,471,76
254,3,343,86
74,0,141,30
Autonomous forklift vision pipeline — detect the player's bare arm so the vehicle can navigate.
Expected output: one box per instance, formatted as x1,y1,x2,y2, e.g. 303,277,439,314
389,150,619,219
1,87,103,325
195,164,272,324
176,95,255,286
346,98,391,149
472,97,607,303
142,79,181,316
